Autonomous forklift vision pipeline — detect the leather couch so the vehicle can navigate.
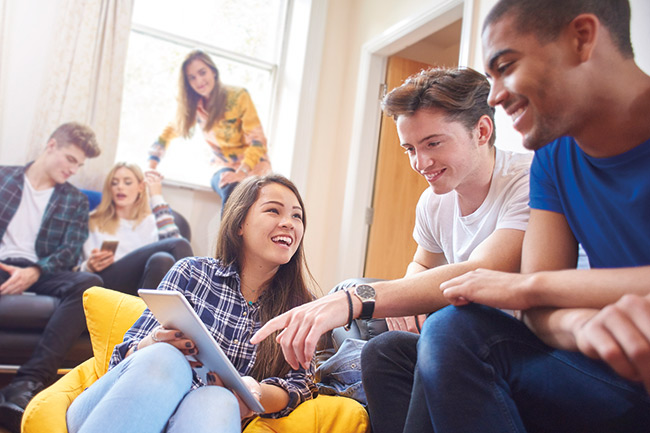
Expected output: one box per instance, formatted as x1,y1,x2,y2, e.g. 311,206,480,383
0,207,192,372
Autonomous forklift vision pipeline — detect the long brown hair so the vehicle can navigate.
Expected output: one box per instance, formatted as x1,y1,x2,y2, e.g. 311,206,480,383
216,174,316,380
89,162,150,234
175,50,228,137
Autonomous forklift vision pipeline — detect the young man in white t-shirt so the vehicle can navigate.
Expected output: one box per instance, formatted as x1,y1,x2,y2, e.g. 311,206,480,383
0,122,102,432
351,67,531,433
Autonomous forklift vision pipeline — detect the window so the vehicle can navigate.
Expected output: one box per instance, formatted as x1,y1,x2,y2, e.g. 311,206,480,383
116,0,288,188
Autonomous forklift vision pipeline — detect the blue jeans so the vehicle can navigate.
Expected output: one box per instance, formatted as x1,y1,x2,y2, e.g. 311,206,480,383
67,344,240,433
211,168,239,209
414,304,650,433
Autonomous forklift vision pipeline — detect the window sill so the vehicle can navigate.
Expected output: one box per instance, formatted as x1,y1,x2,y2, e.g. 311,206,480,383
162,178,213,194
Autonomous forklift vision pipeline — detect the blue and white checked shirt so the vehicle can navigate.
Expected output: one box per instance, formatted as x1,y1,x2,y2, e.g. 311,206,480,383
110,256,317,418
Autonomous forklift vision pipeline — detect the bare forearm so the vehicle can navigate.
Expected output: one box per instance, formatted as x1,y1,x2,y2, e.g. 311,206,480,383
373,261,495,318
259,383,289,414
527,267,650,309
522,307,597,350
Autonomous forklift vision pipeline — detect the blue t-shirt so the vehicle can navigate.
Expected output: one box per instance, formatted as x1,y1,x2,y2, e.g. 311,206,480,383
529,136,650,269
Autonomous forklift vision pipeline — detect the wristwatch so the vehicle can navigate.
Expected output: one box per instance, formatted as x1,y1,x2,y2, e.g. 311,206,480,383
353,284,376,320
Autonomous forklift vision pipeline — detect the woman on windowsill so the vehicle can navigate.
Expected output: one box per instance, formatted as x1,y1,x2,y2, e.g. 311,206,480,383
147,49,271,208
79,162,193,294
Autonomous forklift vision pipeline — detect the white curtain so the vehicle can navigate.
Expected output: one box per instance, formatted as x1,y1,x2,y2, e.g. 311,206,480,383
29,0,134,190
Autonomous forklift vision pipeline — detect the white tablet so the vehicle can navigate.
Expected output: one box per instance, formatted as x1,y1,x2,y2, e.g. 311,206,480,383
137,289,265,414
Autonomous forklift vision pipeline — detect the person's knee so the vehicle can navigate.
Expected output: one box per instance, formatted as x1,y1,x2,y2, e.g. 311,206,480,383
188,386,238,411
147,252,175,271
169,238,193,260
65,272,104,297
362,331,418,372
167,386,240,433
418,305,511,371
131,344,192,391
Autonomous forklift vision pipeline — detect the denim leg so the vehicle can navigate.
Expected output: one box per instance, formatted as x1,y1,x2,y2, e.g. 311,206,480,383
210,168,238,209
18,271,103,384
417,304,650,433
166,386,240,433
362,331,432,433
66,344,193,433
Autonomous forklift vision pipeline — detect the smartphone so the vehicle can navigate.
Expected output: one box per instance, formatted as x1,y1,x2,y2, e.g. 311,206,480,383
100,240,119,254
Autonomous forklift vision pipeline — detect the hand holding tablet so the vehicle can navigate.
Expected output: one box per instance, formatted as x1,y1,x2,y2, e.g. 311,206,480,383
138,289,265,414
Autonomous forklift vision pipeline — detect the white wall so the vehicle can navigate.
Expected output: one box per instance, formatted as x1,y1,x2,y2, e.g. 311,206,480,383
303,0,468,291
631,0,650,74
0,0,62,164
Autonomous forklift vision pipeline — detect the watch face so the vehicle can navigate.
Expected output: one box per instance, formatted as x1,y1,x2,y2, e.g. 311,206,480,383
355,284,376,301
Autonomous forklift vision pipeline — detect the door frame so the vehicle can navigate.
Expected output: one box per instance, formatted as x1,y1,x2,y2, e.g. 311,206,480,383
334,0,475,281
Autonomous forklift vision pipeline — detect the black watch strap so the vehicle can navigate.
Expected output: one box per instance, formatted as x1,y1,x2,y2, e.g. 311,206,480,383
359,300,375,320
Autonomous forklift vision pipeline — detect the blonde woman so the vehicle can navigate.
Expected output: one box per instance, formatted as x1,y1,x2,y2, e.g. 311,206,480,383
148,49,271,207
80,162,193,294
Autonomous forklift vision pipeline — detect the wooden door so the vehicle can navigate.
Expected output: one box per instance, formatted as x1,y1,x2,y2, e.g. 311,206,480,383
363,56,432,279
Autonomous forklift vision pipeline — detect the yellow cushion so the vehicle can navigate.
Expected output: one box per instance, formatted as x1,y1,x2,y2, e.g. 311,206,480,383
22,287,146,433
244,395,370,433
83,287,146,375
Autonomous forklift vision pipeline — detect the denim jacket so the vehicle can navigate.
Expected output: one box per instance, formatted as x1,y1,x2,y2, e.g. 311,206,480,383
316,338,367,406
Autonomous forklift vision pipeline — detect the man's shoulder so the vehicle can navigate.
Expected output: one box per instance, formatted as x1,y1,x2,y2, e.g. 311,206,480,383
494,148,533,176
0,165,25,177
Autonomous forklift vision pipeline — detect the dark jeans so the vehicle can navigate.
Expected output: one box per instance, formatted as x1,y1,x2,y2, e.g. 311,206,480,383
361,331,433,433
96,237,192,295
0,258,102,385
416,304,650,433
210,168,239,210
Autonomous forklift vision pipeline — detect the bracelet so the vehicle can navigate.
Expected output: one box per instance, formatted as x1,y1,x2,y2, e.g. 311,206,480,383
343,289,354,331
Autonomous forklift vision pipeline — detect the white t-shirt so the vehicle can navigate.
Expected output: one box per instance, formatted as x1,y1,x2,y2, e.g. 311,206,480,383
82,214,158,267
0,175,54,262
413,149,532,264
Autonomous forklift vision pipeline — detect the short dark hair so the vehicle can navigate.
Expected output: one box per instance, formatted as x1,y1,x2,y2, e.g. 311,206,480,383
49,122,101,158
484,0,633,59
382,67,496,146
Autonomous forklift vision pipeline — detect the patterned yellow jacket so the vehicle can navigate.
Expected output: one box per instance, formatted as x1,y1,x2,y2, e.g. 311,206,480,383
148,85,270,172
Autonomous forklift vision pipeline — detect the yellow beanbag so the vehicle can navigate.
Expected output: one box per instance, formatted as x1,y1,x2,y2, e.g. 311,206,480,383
22,287,146,433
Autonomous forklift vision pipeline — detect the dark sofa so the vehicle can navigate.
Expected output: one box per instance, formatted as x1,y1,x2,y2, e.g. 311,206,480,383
0,207,192,372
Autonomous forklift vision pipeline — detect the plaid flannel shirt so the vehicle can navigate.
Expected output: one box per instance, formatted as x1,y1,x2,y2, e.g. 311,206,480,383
0,164,89,275
110,257,318,418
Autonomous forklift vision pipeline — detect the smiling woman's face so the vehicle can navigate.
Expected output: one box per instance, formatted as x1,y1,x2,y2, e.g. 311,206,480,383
238,183,305,272
185,59,216,98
